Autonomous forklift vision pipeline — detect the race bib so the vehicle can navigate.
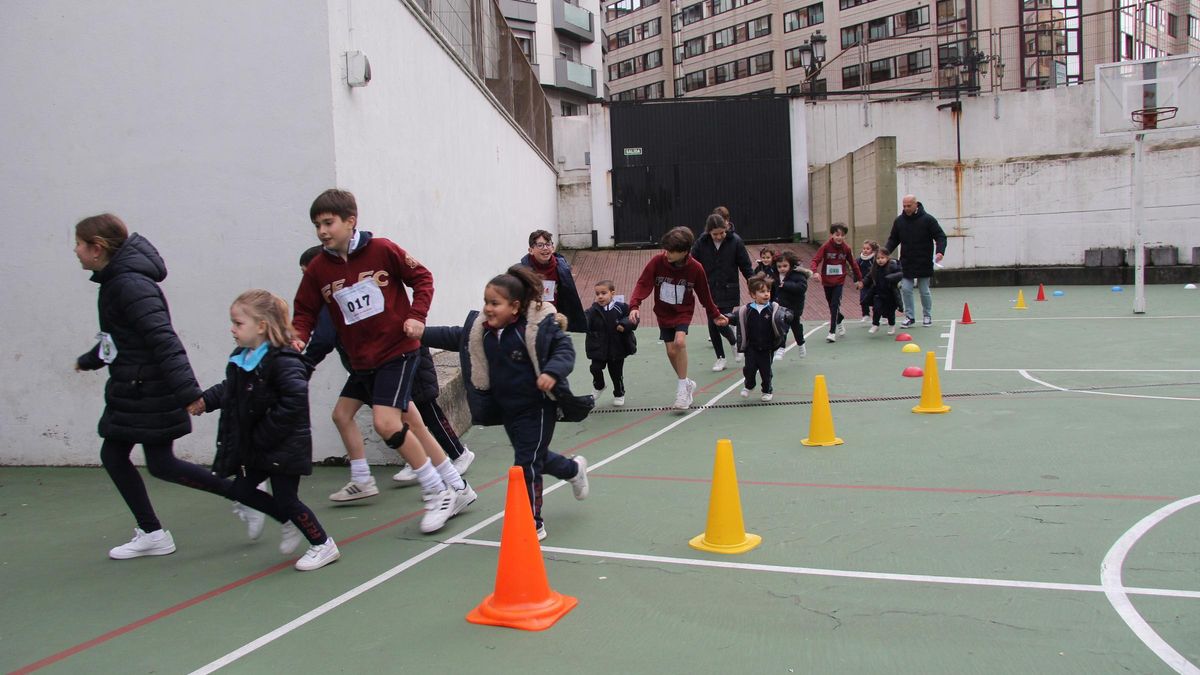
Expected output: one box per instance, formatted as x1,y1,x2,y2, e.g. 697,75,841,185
658,281,687,305
825,263,843,276
333,278,385,325
541,279,557,302
95,332,118,364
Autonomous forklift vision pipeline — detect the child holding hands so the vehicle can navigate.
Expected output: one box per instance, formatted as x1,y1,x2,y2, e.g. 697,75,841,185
585,280,637,407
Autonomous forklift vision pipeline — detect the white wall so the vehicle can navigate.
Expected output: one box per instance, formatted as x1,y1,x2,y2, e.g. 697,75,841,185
806,85,1200,267
0,0,559,465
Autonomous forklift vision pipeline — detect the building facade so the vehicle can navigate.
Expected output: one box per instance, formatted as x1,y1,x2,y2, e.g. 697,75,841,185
600,0,1200,100
501,0,607,114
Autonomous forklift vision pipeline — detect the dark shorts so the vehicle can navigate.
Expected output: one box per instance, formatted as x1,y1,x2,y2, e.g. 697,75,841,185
658,324,690,342
343,351,418,411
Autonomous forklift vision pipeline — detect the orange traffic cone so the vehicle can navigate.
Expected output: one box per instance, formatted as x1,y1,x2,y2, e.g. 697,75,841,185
1035,284,1047,301
960,302,974,324
467,466,577,630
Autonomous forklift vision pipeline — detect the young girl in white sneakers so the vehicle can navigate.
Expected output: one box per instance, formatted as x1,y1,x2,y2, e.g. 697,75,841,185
189,290,339,571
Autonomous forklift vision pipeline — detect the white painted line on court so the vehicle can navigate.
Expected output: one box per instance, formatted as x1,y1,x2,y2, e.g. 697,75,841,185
455,537,1200,600
188,327,827,674
1019,370,1200,402
944,319,956,371
1101,495,1200,674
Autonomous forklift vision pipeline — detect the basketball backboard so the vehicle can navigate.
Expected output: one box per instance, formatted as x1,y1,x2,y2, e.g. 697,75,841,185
1095,54,1200,137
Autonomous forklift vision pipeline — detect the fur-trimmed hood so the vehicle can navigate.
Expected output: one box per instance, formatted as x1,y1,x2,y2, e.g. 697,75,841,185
467,302,564,398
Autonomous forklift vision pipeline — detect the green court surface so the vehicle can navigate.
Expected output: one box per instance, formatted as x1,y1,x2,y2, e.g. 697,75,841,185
2,284,1198,674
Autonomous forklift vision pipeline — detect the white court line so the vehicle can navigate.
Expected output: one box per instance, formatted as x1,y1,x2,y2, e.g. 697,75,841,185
1019,370,1200,402
456,537,1200,601
1101,495,1200,674
945,320,957,371
188,326,826,674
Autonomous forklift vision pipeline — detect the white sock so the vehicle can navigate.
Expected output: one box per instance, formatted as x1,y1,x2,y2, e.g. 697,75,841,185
435,459,466,491
349,459,370,483
414,460,446,493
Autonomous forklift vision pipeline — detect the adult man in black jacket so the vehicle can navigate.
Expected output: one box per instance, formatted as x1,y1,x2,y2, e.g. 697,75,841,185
885,194,947,328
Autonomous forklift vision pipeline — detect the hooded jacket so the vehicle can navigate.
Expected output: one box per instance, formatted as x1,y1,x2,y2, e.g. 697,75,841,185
863,258,904,310
202,346,314,477
725,302,794,352
519,252,587,333
885,202,948,279
422,302,593,426
691,231,753,308
584,301,637,362
77,234,202,443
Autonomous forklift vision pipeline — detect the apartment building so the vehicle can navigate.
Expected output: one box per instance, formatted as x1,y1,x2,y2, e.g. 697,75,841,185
600,0,1200,100
499,0,606,114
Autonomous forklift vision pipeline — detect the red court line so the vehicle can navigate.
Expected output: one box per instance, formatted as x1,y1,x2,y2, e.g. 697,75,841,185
10,405,677,674
594,474,1176,502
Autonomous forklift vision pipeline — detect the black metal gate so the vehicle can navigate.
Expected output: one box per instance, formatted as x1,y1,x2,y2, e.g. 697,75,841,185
609,97,794,246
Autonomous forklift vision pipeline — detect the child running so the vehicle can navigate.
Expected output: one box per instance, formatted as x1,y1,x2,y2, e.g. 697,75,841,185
724,274,792,402
810,223,863,343
857,240,879,323
73,214,243,559
864,247,904,335
629,226,730,410
189,290,339,571
753,247,781,303
417,266,591,541
585,280,638,407
291,189,473,534
774,251,813,360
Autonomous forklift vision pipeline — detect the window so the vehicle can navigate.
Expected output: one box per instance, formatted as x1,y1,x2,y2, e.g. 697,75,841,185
843,64,861,88
685,70,707,91
868,17,890,41
674,45,685,64
513,31,535,63
787,3,824,31
685,36,706,57
841,24,863,48
750,52,772,74
609,49,664,80
681,2,705,25
561,101,582,116
1189,14,1198,38
713,62,736,84
748,16,770,39
611,80,666,101
1167,13,1178,37
560,42,578,62
711,0,734,15
605,0,660,21
644,50,663,69
894,6,928,35
869,58,893,83
785,46,802,69
712,26,735,49
607,18,662,52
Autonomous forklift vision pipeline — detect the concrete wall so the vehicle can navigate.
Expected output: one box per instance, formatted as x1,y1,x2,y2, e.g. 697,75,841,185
0,0,557,465
805,85,1200,267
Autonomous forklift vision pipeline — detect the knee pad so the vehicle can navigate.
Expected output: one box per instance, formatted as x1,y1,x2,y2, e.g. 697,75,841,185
385,423,411,449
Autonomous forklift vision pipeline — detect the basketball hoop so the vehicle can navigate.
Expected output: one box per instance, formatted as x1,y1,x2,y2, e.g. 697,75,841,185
1131,106,1178,129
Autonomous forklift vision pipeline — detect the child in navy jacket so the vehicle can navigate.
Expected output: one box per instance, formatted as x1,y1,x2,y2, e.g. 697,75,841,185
724,274,793,402
863,248,904,335
775,250,813,359
418,265,592,541
584,280,637,407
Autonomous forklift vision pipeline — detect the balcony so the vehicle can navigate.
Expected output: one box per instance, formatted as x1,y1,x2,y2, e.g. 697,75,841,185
498,0,537,23
554,57,598,97
553,0,595,43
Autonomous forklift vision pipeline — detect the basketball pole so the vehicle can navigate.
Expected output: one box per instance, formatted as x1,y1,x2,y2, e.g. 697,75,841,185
1132,131,1146,314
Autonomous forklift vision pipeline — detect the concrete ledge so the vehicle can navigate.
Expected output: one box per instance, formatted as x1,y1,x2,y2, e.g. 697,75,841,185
431,349,472,439
933,265,1200,287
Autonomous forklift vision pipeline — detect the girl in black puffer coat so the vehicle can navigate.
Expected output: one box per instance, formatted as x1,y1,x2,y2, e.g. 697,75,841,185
193,290,339,572
74,214,240,561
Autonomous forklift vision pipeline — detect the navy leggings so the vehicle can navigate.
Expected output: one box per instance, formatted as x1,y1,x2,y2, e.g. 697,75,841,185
101,439,235,533
707,305,737,359
416,400,464,460
823,285,845,332
504,401,579,528
232,469,327,546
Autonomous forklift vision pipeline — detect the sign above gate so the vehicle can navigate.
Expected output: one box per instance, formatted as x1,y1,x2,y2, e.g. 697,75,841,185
623,147,643,156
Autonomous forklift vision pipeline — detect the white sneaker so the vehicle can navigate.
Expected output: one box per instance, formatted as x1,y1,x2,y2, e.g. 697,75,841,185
868,325,878,334
568,456,589,500
453,480,478,516
837,322,847,336
761,392,774,402
825,333,836,343
860,315,869,323
452,448,475,476
773,348,784,361
740,388,750,398
295,538,341,571
672,387,690,410
536,523,547,541
684,378,697,407
887,325,896,335
232,502,266,539
612,396,625,406
735,352,744,363
280,521,303,554
109,528,176,559
797,344,807,358
392,464,419,486
329,476,379,502
420,487,455,533
711,357,726,372
591,389,603,402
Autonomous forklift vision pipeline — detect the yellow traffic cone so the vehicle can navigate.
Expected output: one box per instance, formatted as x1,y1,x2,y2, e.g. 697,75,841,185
912,351,951,414
689,439,762,554
1013,289,1028,310
801,374,844,446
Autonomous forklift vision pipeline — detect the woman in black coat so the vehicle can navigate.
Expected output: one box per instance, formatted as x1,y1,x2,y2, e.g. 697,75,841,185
691,213,753,371
73,214,237,560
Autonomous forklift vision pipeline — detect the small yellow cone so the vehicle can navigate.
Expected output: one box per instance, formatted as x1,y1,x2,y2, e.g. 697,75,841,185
912,351,951,414
801,374,844,446
689,439,762,554
1014,289,1028,310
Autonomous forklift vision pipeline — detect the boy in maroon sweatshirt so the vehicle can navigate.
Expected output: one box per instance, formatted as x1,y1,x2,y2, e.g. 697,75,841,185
629,226,729,410
292,189,474,534
810,222,863,344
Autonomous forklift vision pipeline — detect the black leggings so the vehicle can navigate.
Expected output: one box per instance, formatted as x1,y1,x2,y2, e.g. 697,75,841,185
784,312,806,346
708,305,737,359
232,469,328,546
823,285,845,332
590,358,626,396
101,439,235,533
415,400,464,460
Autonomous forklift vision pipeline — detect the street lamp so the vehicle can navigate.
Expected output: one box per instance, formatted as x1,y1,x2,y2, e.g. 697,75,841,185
797,30,827,99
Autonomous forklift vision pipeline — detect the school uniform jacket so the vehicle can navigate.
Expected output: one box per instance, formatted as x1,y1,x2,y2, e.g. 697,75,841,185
628,253,722,326
422,303,593,426
776,268,812,316
810,240,862,287
293,230,433,370
76,234,202,444
202,347,314,478
724,303,794,352
863,259,904,309
520,252,587,333
584,301,637,362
